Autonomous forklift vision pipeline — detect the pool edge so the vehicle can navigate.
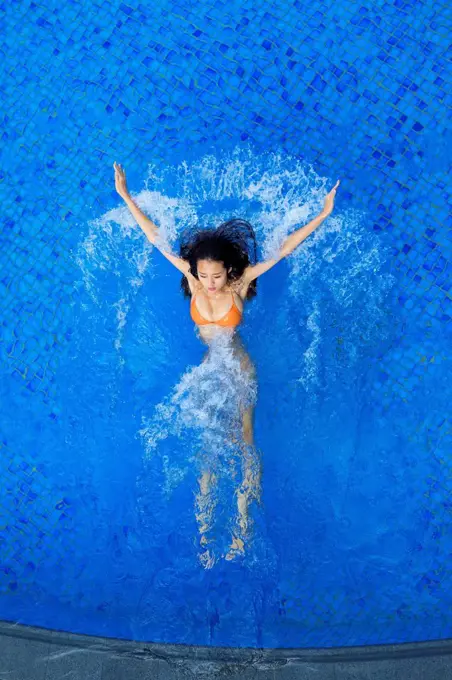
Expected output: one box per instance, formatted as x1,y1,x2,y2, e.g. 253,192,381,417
2,619,452,678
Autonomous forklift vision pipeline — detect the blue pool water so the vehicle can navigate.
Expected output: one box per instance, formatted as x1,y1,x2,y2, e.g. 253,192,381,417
1,0,452,650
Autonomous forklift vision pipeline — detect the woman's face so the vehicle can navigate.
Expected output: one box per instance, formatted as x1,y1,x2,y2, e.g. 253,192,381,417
196,259,229,294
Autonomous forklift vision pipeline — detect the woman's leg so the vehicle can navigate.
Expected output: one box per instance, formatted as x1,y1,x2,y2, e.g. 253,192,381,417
195,468,218,569
195,469,217,545
242,403,254,446
237,422,262,523
226,350,262,559
226,419,262,560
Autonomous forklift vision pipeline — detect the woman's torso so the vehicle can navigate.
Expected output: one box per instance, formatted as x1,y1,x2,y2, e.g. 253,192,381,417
191,287,242,321
193,293,242,343
189,282,244,341
188,279,255,379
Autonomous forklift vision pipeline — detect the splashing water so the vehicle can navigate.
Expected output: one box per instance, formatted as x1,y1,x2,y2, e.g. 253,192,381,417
139,330,257,470
74,144,394,567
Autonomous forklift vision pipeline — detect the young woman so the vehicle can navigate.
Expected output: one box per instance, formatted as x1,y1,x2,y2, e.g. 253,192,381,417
113,161,340,562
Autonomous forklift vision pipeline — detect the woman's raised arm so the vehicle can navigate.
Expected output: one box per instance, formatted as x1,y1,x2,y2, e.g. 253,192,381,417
244,179,340,283
113,162,190,275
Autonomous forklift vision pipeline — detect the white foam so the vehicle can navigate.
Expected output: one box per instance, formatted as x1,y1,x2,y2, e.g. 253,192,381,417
139,332,257,476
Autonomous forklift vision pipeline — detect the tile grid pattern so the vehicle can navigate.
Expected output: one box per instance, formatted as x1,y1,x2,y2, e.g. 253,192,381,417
1,0,451,646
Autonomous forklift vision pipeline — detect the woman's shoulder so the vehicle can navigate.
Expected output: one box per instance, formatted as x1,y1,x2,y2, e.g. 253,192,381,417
187,275,203,297
230,272,252,300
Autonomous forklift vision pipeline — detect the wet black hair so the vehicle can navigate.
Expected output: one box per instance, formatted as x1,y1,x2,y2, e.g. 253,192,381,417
179,218,258,300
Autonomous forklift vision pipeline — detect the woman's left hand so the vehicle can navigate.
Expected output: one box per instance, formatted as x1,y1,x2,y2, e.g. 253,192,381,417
322,179,340,216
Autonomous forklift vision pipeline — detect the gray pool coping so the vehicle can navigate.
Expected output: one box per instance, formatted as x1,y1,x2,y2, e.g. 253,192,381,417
2,619,452,679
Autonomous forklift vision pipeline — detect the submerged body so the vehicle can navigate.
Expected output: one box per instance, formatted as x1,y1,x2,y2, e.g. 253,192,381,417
188,263,256,440
113,160,340,565
188,266,259,563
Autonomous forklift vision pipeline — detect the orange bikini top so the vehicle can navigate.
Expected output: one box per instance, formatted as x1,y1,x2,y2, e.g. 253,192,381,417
190,289,242,328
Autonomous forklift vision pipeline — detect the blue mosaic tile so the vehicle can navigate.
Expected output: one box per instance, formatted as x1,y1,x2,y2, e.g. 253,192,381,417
0,0,451,651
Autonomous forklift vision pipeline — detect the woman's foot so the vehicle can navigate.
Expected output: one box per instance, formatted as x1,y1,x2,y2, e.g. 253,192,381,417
199,548,216,569
225,536,245,561
197,518,215,549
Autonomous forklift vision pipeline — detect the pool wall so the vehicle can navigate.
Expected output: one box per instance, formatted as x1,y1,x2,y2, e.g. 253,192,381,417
2,620,452,679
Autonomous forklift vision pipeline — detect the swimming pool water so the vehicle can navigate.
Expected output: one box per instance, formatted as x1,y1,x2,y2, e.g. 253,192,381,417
1,0,451,649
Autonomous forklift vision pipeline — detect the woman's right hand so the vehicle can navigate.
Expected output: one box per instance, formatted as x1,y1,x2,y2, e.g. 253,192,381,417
321,179,340,216
113,161,130,200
